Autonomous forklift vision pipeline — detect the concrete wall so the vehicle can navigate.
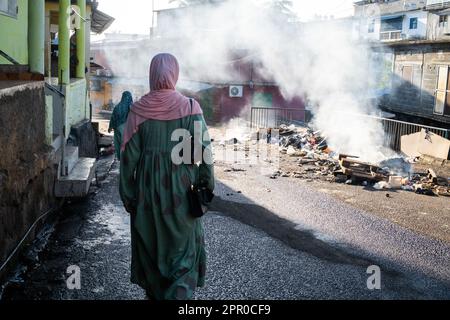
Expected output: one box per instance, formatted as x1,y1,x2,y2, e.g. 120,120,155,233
402,10,428,39
427,11,450,41
66,78,88,134
0,82,57,277
0,0,28,64
383,43,450,125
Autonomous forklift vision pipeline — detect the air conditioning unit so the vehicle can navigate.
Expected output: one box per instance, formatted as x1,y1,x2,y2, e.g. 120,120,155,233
229,85,243,98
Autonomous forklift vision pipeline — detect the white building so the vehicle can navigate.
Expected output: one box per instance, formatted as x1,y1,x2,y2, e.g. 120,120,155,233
355,0,429,42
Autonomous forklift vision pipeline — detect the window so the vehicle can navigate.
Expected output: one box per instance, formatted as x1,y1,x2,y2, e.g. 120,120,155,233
380,17,403,32
368,19,375,33
0,0,17,18
380,17,403,40
439,15,448,28
252,92,273,108
409,17,418,30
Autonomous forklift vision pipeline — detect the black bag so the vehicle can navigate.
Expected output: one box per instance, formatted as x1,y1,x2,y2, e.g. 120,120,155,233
187,184,214,218
185,99,214,218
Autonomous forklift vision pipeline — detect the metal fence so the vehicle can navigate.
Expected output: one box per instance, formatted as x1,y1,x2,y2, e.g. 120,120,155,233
357,114,450,151
250,107,306,129
250,107,450,152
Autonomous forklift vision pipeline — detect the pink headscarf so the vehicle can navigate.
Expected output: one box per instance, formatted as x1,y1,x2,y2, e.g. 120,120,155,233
121,53,203,151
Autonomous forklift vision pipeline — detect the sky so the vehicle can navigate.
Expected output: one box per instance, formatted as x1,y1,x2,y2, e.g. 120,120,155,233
96,0,356,35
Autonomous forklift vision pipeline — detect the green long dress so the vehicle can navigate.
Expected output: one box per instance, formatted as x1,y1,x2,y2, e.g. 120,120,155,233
109,91,133,160
119,114,214,300
113,123,125,160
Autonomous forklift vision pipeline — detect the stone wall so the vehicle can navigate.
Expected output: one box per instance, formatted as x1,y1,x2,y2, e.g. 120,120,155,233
0,81,57,279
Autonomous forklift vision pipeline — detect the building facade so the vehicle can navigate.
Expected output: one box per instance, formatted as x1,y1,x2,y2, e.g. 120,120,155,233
0,0,113,280
153,5,305,124
355,0,450,126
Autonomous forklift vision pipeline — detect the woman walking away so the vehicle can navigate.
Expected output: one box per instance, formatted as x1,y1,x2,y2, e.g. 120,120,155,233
119,53,215,300
108,91,133,160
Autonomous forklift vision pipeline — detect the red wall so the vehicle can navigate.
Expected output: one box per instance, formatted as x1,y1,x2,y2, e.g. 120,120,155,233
212,85,305,123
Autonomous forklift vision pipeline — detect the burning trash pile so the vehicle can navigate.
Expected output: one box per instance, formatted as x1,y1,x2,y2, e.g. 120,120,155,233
275,124,340,181
274,124,450,197
377,168,450,197
337,155,449,196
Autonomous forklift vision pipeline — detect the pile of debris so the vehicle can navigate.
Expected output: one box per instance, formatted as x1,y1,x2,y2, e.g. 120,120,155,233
276,124,339,181
336,155,450,197
275,124,450,197
374,168,450,197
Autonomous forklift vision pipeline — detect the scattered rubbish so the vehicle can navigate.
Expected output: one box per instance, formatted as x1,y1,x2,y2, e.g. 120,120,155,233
338,154,388,182
279,124,296,136
219,137,241,146
407,168,450,197
286,146,297,156
374,181,390,190
270,123,450,197
427,169,437,184
388,176,403,189
334,174,349,184
434,186,450,197
401,185,414,191
224,167,247,173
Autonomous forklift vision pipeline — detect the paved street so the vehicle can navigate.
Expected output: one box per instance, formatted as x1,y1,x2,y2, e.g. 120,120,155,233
2,157,450,300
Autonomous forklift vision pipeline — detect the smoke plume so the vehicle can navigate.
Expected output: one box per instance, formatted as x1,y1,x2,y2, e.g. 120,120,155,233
98,0,395,163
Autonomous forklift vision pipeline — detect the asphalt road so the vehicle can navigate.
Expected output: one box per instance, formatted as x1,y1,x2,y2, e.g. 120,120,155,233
212,159,450,299
2,157,450,300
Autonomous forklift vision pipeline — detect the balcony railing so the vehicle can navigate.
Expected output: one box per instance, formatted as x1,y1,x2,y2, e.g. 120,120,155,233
380,31,402,41
426,0,450,9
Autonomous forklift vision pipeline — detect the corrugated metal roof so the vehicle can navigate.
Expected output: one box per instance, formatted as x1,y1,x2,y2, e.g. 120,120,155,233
46,1,114,34
437,8,450,15
91,9,115,34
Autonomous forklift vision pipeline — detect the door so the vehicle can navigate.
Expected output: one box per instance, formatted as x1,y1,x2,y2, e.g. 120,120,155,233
434,66,449,115
445,67,450,116
402,65,413,83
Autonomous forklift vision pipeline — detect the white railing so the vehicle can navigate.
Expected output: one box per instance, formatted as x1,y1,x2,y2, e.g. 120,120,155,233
426,0,450,9
380,30,402,41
